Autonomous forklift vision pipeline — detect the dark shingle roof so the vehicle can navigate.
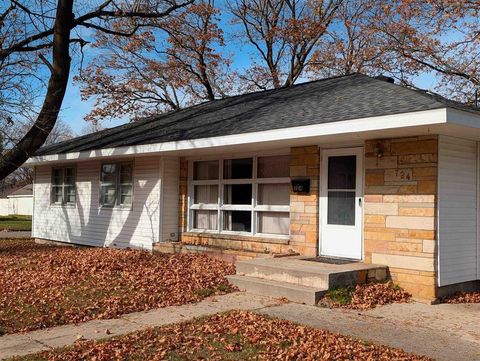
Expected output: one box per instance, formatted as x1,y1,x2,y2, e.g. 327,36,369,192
36,73,479,156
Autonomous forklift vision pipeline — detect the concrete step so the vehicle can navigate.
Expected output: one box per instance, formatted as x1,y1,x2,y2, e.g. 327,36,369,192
236,257,388,289
227,274,326,305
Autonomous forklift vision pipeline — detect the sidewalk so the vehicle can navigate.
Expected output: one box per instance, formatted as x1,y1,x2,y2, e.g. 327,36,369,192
260,301,480,361
0,292,280,359
2,292,479,360
0,231,31,239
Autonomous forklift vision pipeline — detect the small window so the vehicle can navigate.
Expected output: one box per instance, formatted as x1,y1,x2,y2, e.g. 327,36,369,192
51,167,76,205
100,162,133,207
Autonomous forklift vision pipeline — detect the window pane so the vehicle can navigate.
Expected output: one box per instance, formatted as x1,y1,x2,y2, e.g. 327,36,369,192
52,169,63,185
52,186,63,204
194,185,218,204
328,156,356,190
101,185,116,207
257,184,290,205
64,186,76,204
64,168,75,185
119,164,133,184
258,212,289,235
327,191,355,226
102,164,117,183
194,210,218,230
119,185,133,205
194,161,219,180
258,155,290,178
223,211,251,232
224,184,252,205
223,158,253,179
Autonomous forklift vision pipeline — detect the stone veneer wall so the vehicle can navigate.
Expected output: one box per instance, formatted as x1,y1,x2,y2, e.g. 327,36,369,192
364,136,438,299
289,146,320,257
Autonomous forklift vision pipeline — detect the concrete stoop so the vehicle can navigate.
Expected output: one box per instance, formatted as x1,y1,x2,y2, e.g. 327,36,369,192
227,257,388,305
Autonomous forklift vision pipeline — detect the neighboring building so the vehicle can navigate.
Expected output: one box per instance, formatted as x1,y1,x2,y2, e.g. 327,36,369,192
0,184,33,216
27,74,480,300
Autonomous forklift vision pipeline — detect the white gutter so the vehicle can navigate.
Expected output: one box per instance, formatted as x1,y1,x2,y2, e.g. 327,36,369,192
27,108,448,165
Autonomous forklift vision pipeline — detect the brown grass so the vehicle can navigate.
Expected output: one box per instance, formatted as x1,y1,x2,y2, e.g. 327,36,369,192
0,239,236,334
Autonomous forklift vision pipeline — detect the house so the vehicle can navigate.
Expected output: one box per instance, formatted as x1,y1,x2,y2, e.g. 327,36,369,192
27,74,480,300
0,184,33,216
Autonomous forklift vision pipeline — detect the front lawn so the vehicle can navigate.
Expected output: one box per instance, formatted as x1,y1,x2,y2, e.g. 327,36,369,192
0,215,32,231
12,311,431,361
0,239,235,335
319,282,411,310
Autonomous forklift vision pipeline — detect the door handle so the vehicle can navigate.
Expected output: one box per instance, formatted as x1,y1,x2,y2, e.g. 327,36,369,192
358,198,362,207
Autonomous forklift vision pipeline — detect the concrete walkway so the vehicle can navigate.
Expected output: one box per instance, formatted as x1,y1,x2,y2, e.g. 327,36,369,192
0,292,280,359
260,301,480,361
2,292,479,360
0,231,31,239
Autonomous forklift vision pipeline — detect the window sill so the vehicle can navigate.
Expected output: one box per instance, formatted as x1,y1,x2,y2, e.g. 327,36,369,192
183,231,289,245
50,204,76,209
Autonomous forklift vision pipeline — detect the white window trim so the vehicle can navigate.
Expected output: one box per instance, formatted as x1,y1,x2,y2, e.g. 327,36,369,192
50,166,77,207
187,154,291,239
99,161,135,209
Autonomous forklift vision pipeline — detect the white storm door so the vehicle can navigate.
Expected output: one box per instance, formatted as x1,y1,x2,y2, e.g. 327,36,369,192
320,148,363,260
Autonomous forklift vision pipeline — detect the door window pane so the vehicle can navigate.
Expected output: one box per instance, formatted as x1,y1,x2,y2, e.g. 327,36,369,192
194,210,218,230
258,212,289,235
257,184,290,205
224,184,252,205
223,211,251,232
328,156,356,190
327,191,355,226
223,158,253,179
258,155,290,178
193,161,219,180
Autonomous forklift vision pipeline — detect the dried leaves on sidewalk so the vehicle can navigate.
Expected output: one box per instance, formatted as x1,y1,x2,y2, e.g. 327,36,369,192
320,282,411,310
23,311,432,361
441,292,480,304
0,239,236,334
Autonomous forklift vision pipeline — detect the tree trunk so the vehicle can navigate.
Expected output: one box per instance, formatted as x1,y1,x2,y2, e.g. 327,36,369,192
0,0,73,180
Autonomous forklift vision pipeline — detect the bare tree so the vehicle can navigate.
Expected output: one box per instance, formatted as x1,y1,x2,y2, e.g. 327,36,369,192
76,0,233,123
0,0,192,180
229,0,343,90
373,0,480,102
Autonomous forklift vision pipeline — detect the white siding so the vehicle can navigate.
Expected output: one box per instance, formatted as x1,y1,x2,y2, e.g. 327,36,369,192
438,136,478,286
160,157,179,242
32,157,162,250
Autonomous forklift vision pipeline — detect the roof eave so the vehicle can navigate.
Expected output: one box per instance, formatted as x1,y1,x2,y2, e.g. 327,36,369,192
26,108,449,166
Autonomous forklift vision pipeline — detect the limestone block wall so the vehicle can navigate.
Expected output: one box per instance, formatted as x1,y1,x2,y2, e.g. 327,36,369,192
364,136,438,299
289,146,320,257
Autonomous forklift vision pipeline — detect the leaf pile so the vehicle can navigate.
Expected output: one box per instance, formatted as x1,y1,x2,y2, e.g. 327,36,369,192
321,282,411,310
441,291,480,304
18,311,432,361
0,239,236,334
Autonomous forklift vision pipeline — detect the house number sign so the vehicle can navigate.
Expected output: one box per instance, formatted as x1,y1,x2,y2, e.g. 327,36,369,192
291,179,310,193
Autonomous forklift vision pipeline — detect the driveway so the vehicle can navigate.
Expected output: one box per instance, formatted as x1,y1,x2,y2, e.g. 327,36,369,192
260,301,480,361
